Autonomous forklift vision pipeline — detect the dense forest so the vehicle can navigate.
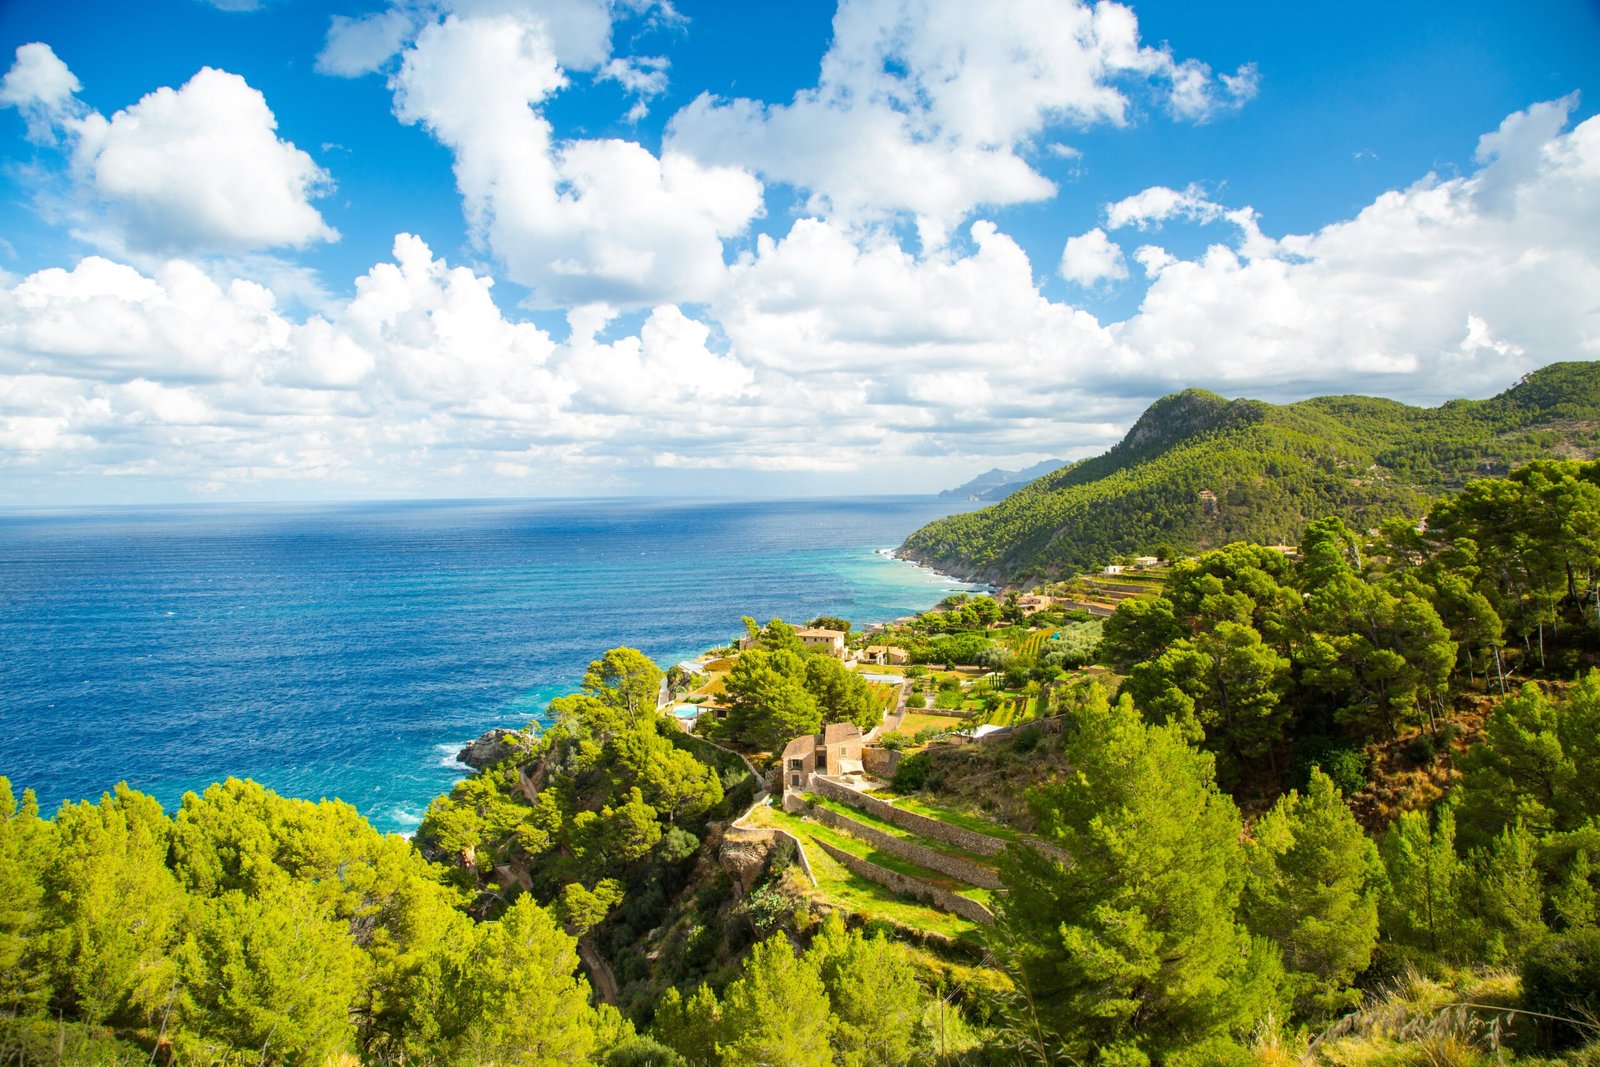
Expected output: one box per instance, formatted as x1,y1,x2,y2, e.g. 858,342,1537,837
899,361,1600,584
3,459,1600,1064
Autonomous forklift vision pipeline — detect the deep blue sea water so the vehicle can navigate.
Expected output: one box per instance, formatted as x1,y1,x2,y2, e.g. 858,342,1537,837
0,496,979,833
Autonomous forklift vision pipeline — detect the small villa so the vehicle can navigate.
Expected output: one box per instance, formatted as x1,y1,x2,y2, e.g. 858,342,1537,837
1015,594,1053,615
780,722,863,795
796,627,847,657
858,644,910,666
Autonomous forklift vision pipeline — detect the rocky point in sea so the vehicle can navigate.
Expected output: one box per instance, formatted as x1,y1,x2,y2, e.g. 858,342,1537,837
456,728,531,770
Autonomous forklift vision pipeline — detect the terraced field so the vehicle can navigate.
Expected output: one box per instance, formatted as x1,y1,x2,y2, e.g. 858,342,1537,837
746,777,1025,940
804,793,1000,874
747,804,984,941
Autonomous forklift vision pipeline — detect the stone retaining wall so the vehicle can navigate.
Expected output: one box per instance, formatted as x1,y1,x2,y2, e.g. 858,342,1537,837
811,777,1007,857
723,821,816,887
811,838,993,925
862,745,901,779
1090,581,1160,595
771,828,817,886
812,776,1072,866
1052,599,1116,617
801,802,1002,889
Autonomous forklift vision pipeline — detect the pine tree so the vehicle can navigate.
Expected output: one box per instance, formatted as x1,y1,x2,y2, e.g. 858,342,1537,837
442,896,599,1065
1466,819,1547,964
994,696,1279,1060
1242,769,1382,1018
583,647,666,729
804,913,924,1066
1379,806,1467,962
173,883,361,1063
0,779,52,1016
716,934,834,1067
1457,673,1600,849
39,784,185,1028
653,984,722,1066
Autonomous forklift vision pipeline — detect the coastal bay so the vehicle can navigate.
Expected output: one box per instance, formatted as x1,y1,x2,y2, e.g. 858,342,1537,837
0,495,980,833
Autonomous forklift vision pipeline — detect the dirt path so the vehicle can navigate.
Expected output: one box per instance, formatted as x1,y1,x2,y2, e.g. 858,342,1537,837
577,937,619,1005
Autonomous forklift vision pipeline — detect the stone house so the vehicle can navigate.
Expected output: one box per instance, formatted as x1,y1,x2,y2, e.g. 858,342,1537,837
780,722,864,795
796,627,847,657
859,644,910,666
1015,594,1053,616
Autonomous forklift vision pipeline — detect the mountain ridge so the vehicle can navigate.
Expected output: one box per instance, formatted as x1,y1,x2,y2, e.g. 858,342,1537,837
901,362,1600,584
938,458,1066,500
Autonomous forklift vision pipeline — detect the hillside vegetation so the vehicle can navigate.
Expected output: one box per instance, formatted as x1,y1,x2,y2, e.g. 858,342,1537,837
900,361,1600,583
4,459,1600,1064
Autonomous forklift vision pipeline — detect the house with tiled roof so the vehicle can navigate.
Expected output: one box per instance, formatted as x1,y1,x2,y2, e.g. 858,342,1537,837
779,721,864,795
795,627,847,658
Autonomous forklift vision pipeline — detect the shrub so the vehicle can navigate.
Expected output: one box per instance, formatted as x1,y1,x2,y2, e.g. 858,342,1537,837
1405,732,1437,765
892,752,932,792
906,693,926,709
606,1036,687,1067
1320,747,1370,796
1296,737,1369,796
744,883,794,934
1521,928,1600,1049
1009,727,1040,754
657,826,700,865
766,835,794,877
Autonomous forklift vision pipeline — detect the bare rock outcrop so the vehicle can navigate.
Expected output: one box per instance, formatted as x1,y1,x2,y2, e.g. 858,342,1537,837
719,828,775,895
456,728,529,770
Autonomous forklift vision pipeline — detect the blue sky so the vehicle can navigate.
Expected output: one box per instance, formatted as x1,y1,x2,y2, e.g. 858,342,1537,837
0,0,1597,504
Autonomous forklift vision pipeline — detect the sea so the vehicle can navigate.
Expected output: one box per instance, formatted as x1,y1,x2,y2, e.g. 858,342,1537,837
0,496,981,833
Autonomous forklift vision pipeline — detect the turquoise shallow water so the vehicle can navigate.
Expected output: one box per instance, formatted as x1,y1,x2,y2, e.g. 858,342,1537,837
0,496,979,832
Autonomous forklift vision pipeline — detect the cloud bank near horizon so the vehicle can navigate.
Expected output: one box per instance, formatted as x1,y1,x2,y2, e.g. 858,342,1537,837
0,1,1596,502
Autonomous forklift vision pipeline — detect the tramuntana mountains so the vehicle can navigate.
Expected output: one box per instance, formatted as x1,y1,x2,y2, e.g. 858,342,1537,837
937,459,1067,501
902,361,1600,585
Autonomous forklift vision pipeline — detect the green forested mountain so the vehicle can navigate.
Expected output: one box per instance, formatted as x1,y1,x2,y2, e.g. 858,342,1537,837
901,361,1600,583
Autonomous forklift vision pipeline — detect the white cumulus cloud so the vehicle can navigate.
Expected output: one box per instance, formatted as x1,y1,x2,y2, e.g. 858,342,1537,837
318,0,620,77
1060,228,1129,286
1113,98,1600,397
1,94,1597,499
0,42,82,139
1,48,338,258
668,0,1259,246
69,67,338,254
391,12,761,308
1105,183,1224,230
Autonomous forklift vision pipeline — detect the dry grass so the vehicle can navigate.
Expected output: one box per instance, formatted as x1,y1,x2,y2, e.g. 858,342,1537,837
1300,966,1571,1066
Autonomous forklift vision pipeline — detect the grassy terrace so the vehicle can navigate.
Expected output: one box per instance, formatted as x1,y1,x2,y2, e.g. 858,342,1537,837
874,794,1027,845
892,710,967,736
747,805,984,942
771,807,996,909
801,793,999,871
